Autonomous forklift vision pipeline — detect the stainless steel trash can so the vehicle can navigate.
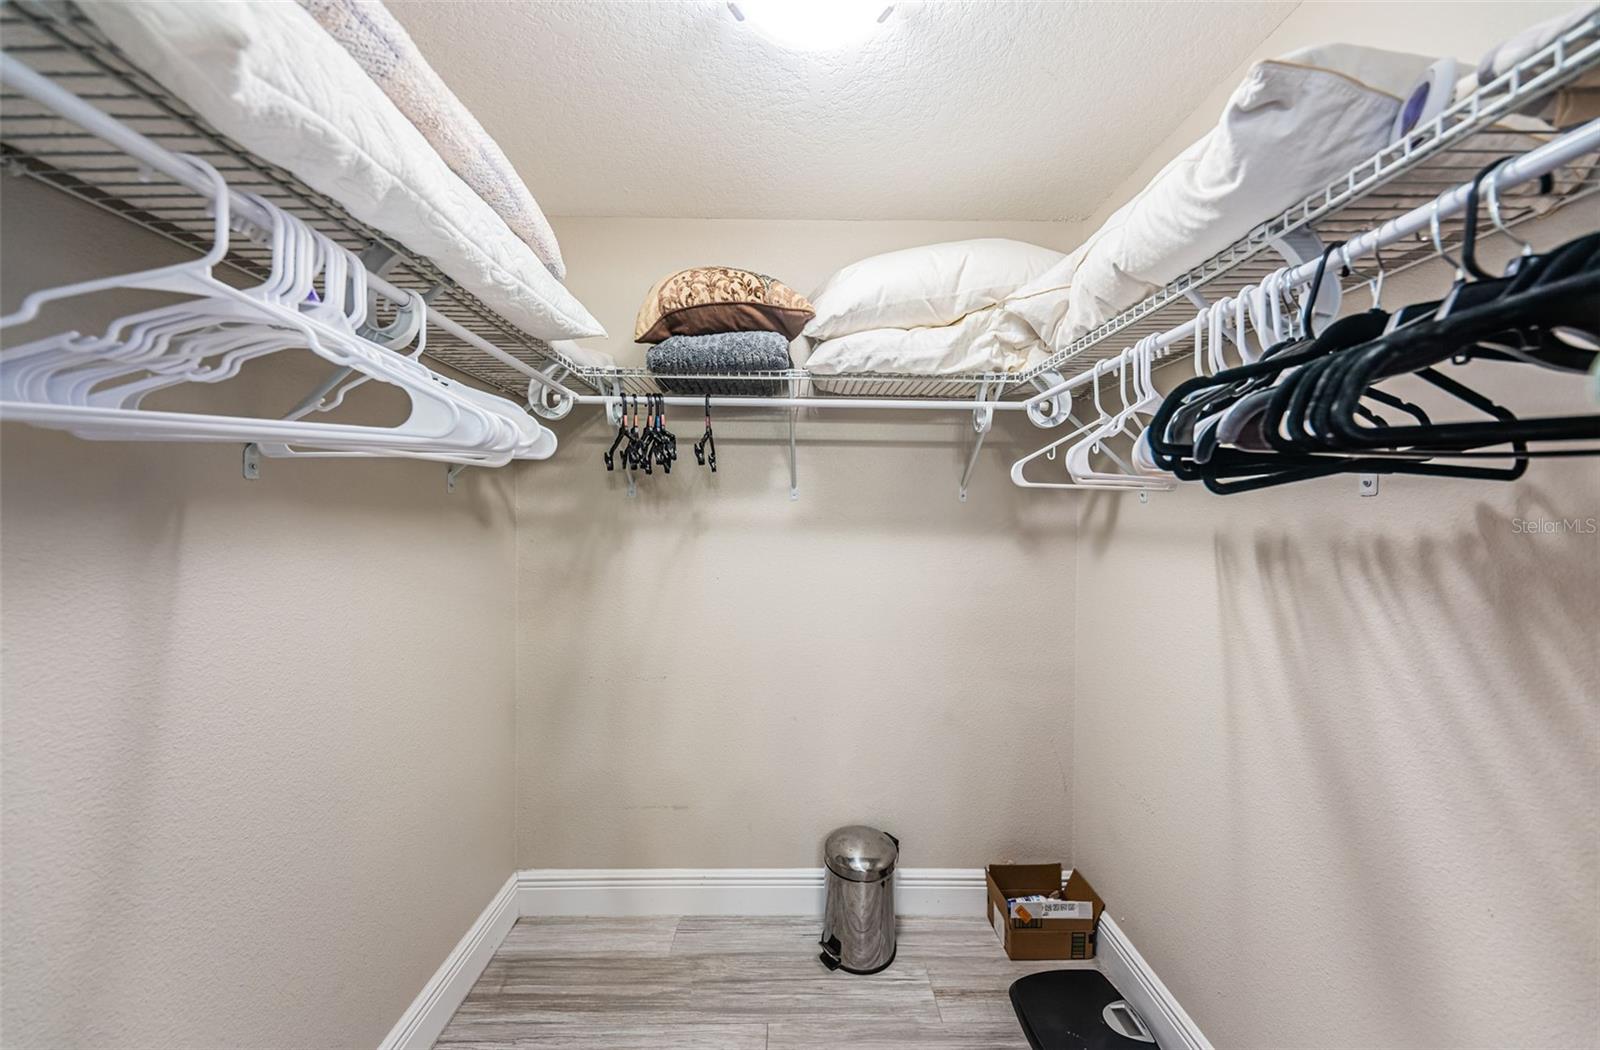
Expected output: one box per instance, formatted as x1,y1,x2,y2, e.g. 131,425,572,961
818,825,898,974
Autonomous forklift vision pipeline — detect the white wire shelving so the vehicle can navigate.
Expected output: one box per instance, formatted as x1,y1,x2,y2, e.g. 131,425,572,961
0,0,560,399
0,0,1597,433
1027,10,1600,387
557,9,1600,407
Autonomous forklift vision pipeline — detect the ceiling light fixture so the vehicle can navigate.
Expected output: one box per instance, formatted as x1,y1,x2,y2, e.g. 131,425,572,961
727,1,894,52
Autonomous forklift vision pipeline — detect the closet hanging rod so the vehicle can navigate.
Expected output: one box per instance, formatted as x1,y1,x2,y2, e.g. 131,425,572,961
575,393,1029,413
1021,116,1600,410
0,52,577,402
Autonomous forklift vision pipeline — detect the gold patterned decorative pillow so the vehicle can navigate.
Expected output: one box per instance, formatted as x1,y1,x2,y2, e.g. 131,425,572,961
634,267,814,344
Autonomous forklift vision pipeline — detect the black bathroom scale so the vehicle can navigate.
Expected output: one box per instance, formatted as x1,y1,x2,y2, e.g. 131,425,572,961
1009,969,1154,1050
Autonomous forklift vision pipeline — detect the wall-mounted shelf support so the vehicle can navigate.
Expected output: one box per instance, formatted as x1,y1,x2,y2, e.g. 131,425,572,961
959,382,996,502
787,377,800,501
242,443,260,480
529,361,577,420
446,463,468,493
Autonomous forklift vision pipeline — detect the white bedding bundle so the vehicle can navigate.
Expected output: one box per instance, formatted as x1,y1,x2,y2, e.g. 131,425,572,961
77,0,604,343
999,44,1438,358
300,0,568,280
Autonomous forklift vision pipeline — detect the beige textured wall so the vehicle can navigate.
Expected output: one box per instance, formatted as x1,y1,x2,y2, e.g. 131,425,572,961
0,179,518,1048
1072,212,1600,1047
517,218,1082,869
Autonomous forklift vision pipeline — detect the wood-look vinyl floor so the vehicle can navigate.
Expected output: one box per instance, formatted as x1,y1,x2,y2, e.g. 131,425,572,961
435,916,1095,1050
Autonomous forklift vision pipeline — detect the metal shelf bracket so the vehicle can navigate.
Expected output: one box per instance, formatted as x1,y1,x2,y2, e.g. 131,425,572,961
959,382,996,502
786,377,800,500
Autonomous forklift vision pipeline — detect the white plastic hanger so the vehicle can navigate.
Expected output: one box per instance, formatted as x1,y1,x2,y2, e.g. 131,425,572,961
1,157,555,464
1062,339,1171,490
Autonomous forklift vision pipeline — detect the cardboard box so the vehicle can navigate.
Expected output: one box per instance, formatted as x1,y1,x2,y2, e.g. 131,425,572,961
986,863,1104,961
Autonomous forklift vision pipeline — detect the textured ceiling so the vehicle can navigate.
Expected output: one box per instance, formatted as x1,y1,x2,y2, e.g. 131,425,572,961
390,0,1300,221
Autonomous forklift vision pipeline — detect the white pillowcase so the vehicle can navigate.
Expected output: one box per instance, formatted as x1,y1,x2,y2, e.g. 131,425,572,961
805,305,1042,376
804,239,1064,341
1004,44,1436,355
79,0,605,342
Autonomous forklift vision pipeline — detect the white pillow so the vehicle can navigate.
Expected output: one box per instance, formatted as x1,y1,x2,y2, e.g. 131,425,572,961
805,305,1042,376
1004,44,1436,355
1002,239,1096,353
803,239,1064,341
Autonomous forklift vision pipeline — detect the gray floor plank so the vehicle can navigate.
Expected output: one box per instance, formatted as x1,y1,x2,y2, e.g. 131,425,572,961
930,987,1025,1025
499,917,681,957
768,1019,1028,1049
896,917,1015,961
436,915,1089,1048
671,915,1023,963
670,916,816,955
448,956,695,1029
446,955,938,1029
435,1023,767,1049
685,955,940,1022
925,957,1096,1024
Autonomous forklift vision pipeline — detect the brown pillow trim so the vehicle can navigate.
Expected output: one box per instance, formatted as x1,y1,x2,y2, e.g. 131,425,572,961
637,302,814,344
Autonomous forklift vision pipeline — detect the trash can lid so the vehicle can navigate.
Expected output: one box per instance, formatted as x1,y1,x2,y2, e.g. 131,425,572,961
824,825,898,882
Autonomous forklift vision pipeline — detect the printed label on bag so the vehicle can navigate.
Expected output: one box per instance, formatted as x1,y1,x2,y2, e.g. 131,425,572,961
1008,898,1094,922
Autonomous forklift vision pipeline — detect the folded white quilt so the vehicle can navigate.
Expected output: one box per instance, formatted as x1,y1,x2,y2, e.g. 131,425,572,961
301,0,567,280
804,305,1042,376
79,0,603,342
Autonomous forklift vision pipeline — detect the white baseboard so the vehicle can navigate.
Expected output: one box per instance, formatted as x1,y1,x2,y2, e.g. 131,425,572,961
1097,913,1212,1050
515,867,986,917
378,872,519,1050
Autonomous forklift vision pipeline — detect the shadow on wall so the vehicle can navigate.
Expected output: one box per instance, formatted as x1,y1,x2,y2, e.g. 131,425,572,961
1205,482,1597,1046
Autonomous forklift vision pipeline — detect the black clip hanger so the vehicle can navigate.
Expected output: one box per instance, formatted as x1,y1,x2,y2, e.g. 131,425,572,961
650,394,676,474
638,394,660,475
603,394,630,471
659,394,678,472
693,394,717,472
627,394,650,471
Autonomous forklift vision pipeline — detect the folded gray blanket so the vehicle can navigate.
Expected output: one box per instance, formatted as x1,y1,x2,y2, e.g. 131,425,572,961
646,331,792,395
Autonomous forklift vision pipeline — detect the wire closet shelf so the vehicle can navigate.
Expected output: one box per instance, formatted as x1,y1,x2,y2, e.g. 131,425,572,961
567,11,1600,408
0,0,563,400
0,2,1597,417
538,12,1600,408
